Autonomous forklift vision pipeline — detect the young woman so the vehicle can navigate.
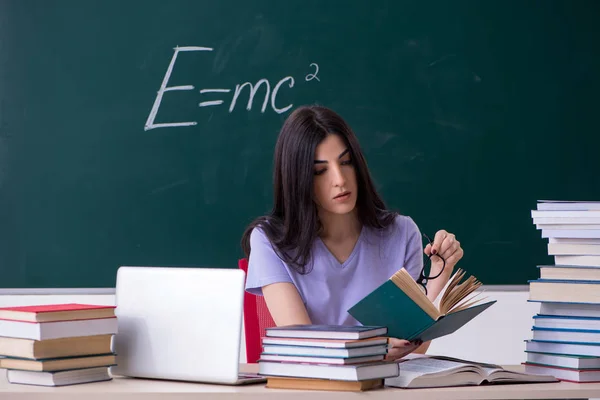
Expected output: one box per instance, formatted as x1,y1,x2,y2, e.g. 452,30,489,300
241,105,464,360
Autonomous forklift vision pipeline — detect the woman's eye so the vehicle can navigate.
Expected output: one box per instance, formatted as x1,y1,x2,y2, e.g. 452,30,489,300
314,169,327,176
341,159,353,166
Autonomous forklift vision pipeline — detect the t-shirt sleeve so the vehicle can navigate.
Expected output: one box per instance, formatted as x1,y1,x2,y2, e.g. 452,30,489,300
402,216,424,281
245,227,293,296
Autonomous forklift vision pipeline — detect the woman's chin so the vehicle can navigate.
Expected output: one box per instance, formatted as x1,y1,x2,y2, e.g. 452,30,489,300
325,202,357,215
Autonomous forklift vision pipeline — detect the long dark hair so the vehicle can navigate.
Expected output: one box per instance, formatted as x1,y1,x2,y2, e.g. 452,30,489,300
241,105,397,273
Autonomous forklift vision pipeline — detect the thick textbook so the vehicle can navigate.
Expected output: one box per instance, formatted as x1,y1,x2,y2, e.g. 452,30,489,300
385,354,557,388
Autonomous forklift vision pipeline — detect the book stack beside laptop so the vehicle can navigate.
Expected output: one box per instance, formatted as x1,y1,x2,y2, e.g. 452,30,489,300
257,325,399,391
524,200,600,383
0,303,118,386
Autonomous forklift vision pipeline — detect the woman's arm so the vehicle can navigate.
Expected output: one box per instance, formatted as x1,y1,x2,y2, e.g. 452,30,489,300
246,227,311,326
262,282,312,326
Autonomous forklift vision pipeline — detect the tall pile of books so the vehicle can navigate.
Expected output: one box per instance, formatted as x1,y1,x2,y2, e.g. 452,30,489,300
0,303,118,386
524,200,600,383
257,324,399,391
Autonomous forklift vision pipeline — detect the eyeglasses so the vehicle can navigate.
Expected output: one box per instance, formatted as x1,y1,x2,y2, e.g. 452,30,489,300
416,234,446,296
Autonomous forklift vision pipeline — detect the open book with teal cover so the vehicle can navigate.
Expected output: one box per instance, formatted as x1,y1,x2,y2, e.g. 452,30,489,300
347,268,496,342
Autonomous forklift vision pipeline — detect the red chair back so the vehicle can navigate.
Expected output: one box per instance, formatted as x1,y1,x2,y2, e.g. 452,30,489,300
238,258,276,363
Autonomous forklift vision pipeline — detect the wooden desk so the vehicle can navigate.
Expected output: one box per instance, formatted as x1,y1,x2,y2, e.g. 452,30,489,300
1,365,599,400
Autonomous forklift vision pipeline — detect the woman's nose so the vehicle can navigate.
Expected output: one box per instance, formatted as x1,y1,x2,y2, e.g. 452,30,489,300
331,165,346,187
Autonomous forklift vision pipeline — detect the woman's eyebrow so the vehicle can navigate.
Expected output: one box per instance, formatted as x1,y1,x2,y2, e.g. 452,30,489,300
314,148,350,164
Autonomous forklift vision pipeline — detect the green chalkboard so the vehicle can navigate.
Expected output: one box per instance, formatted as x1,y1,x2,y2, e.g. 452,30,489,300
1,1,599,288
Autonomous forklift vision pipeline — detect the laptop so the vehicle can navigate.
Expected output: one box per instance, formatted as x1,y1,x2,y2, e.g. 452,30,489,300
112,266,266,385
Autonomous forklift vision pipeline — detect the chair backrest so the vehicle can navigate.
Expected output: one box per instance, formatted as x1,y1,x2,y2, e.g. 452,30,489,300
238,258,276,363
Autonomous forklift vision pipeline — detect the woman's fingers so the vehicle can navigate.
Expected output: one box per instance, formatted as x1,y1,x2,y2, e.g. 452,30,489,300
438,234,456,257
424,243,433,257
431,230,448,255
387,337,411,347
385,338,423,361
427,230,464,267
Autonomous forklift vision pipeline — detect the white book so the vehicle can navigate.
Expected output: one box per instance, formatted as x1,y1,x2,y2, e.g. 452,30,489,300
534,217,600,225
526,351,600,369
538,302,600,318
542,230,600,239
538,224,600,230
548,243,600,256
549,238,600,244
258,360,398,381
532,210,600,218
261,336,388,348
554,255,600,267
534,316,600,331
0,317,118,340
524,363,600,383
526,340,600,357
6,366,111,387
537,201,600,211
532,328,600,343
261,344,388,358
259,354,384,365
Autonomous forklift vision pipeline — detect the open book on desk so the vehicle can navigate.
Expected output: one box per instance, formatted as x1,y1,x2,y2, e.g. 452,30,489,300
348,268,496,342
385,354,559,388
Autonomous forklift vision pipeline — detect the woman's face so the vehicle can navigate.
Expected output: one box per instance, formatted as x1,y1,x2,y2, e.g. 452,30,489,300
312,134,358,216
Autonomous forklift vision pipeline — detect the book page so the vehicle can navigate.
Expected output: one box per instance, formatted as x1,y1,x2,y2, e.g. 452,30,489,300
391,269,440,319
432,275,453,310
439,269,484,315
397,357,479,376
387,355,496,388
424,355,501,369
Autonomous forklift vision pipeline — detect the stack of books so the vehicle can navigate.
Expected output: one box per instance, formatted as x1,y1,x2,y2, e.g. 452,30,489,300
257,325,399,391
0,303,118,386
524,200,600,383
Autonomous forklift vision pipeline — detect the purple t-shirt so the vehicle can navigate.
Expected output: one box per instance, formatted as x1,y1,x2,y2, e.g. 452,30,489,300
245,215,423,326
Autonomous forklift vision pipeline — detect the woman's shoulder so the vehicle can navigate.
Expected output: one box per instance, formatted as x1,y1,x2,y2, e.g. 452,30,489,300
394,214,419,231
249,224,271,246
363,213,419,245
383,214,419,237
368,214,420,248
248,221,290,253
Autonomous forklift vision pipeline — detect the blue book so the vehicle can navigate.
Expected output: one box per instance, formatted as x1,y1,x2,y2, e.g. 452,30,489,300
534,315,600,321
526,340,600,357
532,327,600,345
525,351,600,370
529,301,600,318
533,314,600,332
533,327,600,333
347,268,496,342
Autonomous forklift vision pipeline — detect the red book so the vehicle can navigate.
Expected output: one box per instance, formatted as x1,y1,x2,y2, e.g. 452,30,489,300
0,304,116,323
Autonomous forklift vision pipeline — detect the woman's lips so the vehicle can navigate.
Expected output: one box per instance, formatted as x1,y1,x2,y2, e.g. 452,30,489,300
333,191,351,202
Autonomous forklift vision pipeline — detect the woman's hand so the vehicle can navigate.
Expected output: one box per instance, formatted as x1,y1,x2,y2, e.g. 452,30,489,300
422,230,464,303
424,229,463,281
385,338,423,361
